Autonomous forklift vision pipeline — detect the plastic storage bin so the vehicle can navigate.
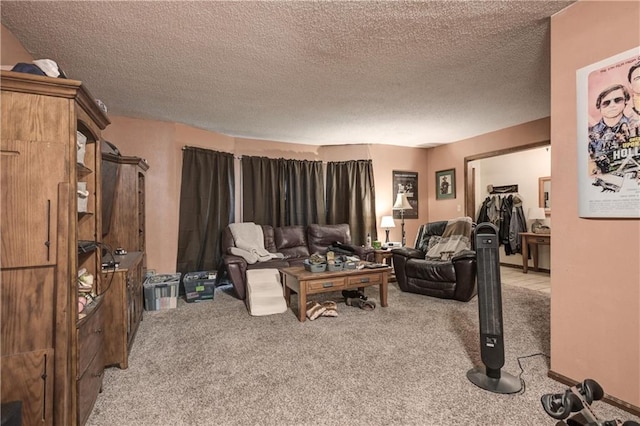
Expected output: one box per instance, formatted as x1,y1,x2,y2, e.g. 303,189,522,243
143,273,181,311
183,271,216,303
303,259,327,273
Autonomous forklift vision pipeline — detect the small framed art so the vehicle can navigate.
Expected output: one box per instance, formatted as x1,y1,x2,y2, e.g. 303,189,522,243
436,169,456,200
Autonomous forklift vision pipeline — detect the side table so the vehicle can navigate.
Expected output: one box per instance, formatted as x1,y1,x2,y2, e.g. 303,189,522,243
520,232,551,273
374,249,396,281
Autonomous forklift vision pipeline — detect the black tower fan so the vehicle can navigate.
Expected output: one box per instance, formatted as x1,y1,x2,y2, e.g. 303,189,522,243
467,222,522,394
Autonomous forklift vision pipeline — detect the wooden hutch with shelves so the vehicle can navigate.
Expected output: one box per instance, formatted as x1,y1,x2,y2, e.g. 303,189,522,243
102,153,148,256
101,152,148,369
1,71,109,425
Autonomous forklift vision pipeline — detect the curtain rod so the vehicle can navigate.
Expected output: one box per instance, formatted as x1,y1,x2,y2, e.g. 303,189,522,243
181,145,372,163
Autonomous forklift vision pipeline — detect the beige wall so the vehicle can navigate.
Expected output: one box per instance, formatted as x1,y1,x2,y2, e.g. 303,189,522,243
550,1,640,407
1,24,33,64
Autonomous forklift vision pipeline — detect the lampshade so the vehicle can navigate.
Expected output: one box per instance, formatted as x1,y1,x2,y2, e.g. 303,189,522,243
380,215,395,228
392,192,413,210
528,207,546,220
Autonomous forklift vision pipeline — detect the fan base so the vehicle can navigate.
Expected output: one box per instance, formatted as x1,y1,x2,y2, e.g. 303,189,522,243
467,366,522,394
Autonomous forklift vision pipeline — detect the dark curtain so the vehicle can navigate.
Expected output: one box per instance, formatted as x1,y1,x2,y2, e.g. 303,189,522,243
242,156,285,225
284,160,325,225
325,160,377,246
176,147,234,277
242,156,324,227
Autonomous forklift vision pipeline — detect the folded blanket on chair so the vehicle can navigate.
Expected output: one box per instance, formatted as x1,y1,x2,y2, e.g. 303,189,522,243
425,217,472,261
228,222,284,264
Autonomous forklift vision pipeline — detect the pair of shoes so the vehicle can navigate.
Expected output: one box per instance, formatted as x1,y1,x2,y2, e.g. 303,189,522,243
321,300,338,317
306,301,339,320
345,297,376,311
342,289,367,301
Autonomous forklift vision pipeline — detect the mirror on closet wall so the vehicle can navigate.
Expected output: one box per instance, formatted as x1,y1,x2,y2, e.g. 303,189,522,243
539,176,551,215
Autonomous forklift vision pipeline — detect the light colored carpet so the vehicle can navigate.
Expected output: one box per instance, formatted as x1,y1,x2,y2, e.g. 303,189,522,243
88,280,638,426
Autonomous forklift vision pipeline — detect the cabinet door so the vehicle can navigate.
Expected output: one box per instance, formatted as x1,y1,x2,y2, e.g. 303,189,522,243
101,269,127,368
1,268,55,354
1,349,54,426
77,344,104,426
1,92,69,268
1,139,66,268
132,261,144,334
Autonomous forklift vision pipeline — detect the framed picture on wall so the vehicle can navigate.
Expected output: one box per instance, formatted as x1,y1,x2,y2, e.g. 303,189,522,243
436,169,456,200
392,170,418,219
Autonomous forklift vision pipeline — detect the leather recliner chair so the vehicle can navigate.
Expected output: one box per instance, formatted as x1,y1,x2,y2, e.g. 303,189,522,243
391,220,477,302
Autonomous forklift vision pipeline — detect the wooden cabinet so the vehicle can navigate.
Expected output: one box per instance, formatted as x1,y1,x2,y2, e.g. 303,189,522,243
1,71,110,425
102,252,145,369
102,154,149,255
76,298,105,426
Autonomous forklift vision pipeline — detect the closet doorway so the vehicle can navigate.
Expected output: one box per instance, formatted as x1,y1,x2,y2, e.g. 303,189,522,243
464,141,551,271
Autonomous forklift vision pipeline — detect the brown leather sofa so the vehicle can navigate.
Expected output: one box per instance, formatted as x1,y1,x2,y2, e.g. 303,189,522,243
222,223,374,300
391,220,477,302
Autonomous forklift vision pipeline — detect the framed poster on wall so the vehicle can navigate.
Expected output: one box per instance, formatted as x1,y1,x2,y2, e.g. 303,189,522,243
392,170,418,219
577,46,640,218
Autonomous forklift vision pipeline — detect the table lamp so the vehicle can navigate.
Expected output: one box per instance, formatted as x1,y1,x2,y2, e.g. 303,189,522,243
380,215,395,244
392,192,413,246
528,207,546,233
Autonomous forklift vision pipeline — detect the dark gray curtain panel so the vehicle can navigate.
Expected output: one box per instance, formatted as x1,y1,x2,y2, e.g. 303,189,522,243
284,159,325,226
176,147,234,277
242,156,285,226
325,160,377,246
242,156,324,227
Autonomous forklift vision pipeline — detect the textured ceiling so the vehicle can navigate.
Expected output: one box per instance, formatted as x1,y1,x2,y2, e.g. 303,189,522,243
1,1,574,147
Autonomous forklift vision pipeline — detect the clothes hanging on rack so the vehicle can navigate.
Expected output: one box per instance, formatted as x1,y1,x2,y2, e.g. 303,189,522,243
499,195,513,253
476,195,500,226
476,193,527,255
508,195,527,254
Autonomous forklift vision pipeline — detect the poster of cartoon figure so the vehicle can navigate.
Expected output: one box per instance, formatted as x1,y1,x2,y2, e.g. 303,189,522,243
577,46,640,218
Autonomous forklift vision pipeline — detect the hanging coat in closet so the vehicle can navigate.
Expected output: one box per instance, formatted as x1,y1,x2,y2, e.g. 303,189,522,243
499,195,514,254
477,197,490,224
508,195,527,254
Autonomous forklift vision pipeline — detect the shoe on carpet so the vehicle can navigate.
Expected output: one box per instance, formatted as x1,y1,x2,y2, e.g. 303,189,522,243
320,300,338,317
306,301,326,320
341,289,367,301
345,297,376,311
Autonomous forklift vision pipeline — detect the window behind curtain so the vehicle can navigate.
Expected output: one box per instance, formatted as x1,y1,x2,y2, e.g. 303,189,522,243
325,159,377,246
284,159,325,225
242,156,324,227
176,147,234,278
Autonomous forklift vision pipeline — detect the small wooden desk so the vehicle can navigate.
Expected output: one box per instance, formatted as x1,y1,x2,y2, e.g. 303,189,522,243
520,232,551,273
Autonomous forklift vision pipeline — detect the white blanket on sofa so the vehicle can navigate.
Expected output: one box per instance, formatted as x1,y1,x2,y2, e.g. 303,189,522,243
425,217,472,261
228,222,284,264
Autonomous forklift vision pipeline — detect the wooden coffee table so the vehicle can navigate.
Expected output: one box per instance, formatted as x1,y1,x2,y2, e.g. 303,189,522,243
280,264,390,322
